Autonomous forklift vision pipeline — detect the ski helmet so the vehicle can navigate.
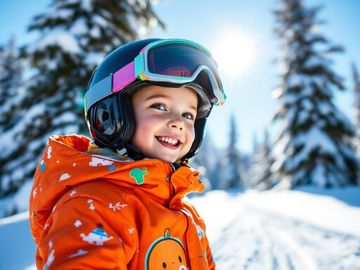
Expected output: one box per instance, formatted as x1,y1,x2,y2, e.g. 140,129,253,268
85,38,226,160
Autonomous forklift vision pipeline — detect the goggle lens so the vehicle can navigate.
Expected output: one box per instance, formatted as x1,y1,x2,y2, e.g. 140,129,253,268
148,44,217,76
144,42,225,105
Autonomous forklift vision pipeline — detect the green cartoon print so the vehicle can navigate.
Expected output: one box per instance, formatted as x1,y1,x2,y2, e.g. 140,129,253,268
130,168,148,185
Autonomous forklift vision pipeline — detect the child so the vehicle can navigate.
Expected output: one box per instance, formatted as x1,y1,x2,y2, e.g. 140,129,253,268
29,38,226,270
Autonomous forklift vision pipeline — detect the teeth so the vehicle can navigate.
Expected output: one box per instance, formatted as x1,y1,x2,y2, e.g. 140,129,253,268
158,136,179,145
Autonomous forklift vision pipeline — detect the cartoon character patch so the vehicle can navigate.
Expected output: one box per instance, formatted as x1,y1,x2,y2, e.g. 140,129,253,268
145,228,188,270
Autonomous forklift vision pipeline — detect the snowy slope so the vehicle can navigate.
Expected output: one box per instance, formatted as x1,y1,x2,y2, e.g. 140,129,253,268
0,212,36,270
193,188,360,269
1,188,360,269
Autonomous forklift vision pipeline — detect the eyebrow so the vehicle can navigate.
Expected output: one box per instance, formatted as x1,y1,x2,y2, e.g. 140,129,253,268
145,94,198,111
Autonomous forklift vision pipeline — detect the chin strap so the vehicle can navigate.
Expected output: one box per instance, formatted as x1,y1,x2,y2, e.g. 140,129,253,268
121,144,146,160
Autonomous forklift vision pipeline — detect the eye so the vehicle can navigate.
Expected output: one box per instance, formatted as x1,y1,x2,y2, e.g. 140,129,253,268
178,255,182,263
182,112,195,120
151,103,167,111
162,262,167,268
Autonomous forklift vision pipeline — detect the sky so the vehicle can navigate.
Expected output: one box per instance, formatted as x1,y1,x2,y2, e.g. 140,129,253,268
0,0,359,153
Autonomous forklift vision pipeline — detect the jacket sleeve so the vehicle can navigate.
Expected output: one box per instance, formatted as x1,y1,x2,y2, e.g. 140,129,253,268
36,195,138,270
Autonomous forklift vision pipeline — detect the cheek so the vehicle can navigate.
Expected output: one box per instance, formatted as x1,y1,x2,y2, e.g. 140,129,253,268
134,115,161,139
186,124,196,143
133,114,149,141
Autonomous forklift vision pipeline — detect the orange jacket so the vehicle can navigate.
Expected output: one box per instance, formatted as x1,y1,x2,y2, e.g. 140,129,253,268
30,135,215,270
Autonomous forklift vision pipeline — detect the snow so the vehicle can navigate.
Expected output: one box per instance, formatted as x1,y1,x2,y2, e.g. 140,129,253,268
272,123,350,186
52,111,77,125
70,18,88,36
26,29,81,54
12,181,33,215
1,187,360,269
1,102,46,158
291,127,337,163
0,212,36,270
193,188,360,269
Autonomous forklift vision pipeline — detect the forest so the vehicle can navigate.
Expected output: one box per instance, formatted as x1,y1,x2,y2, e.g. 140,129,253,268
0,0,360,218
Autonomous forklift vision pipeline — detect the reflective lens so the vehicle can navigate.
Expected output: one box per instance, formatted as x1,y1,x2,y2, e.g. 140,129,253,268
148,44,218,77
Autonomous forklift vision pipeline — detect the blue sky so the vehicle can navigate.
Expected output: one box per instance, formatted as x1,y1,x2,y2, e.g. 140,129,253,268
1,0,359,152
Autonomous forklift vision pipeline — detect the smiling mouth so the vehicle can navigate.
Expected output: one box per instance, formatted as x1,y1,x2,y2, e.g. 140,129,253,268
156,136,182,148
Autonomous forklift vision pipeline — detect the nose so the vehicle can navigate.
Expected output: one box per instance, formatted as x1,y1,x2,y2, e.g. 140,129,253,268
168,116,184,131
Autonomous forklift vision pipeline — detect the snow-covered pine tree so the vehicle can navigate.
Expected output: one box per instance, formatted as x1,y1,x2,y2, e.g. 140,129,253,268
219,114,242,189
351,63,360,184
0,38,26,203
0,38,28,209
0,37,23,134
272,0,358,188
352,63,360,153
248,130,277,190
0,0,163,216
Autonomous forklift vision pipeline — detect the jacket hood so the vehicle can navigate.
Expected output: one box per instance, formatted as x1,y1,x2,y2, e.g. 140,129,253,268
30,134,204,238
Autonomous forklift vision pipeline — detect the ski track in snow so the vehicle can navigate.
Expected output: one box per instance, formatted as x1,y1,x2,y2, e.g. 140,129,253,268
212,204,360,270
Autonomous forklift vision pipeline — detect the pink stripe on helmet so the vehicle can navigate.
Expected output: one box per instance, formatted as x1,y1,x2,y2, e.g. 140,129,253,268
112,61,136,93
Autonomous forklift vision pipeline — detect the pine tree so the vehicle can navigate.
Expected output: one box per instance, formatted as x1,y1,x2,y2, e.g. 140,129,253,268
352,63,360,152
0,0,164,215
272,0,358,188
219,114,242,189
248,130,277,190
0,38,23,132
351,63,360,184
0,38,26,204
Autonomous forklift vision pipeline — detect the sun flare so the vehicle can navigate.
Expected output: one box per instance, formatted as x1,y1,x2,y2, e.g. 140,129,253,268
212,29,258,77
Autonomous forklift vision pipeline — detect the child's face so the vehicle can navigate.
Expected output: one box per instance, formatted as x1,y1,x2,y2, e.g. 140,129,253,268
131,85,198,163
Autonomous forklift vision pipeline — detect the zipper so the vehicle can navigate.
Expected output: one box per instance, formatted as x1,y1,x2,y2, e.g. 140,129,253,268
167,163,176,206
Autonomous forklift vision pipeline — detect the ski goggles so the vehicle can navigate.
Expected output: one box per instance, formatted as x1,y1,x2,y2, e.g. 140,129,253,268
85,39,226,112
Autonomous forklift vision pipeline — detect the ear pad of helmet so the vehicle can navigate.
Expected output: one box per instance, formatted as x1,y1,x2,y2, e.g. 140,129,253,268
88,93,136,151
90,96,119,147
95,98,117,135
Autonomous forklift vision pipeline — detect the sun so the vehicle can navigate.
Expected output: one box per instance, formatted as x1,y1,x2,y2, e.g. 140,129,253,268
212,29,258,77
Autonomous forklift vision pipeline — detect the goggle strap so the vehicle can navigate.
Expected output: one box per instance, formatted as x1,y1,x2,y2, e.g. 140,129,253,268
112,61,136,93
